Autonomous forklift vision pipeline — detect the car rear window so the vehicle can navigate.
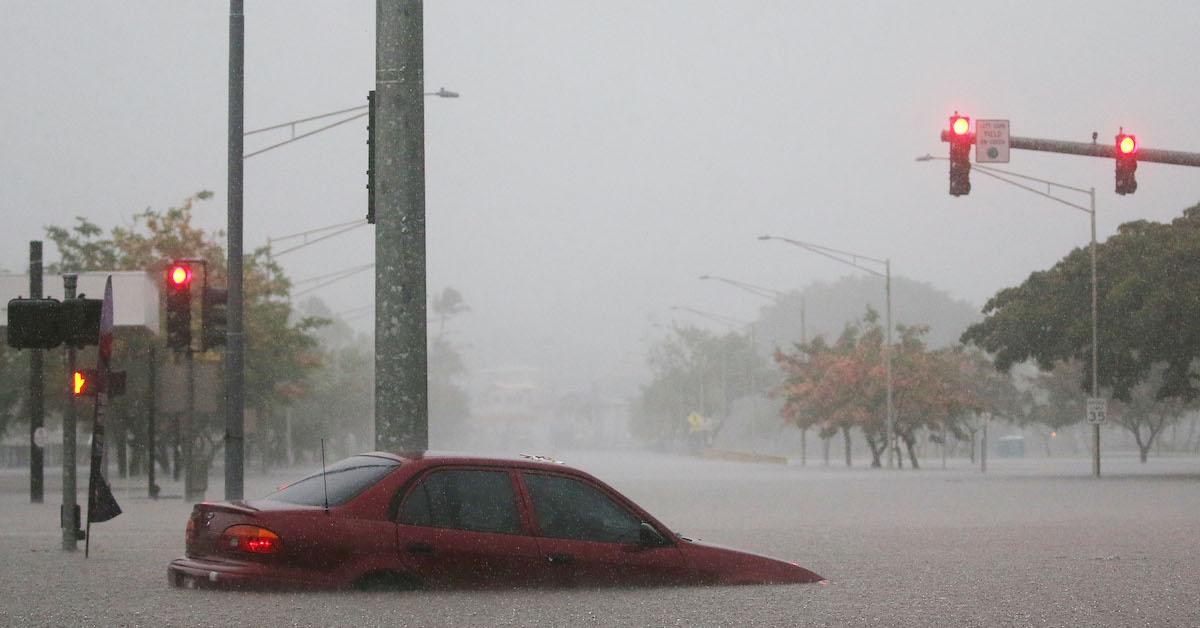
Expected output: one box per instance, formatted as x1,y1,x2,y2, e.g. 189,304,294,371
266,455,400,506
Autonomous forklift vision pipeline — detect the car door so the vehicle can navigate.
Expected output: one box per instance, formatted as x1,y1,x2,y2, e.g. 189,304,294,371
519,471,693,587
394,467,543,589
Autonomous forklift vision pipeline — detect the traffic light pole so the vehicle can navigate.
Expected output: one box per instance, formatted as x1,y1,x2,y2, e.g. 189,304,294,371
61,274,79,551
940,131,1200,167
374,0,429,451
183,349,199,501
28,241,44,503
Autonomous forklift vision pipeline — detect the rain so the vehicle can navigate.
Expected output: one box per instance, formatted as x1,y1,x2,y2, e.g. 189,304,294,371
2,1,1200,626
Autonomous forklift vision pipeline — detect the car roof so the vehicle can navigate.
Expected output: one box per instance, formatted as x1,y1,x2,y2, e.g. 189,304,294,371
356,450,583,474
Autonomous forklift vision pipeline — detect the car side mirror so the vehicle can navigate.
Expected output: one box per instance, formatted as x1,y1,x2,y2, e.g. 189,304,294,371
638,521,671,548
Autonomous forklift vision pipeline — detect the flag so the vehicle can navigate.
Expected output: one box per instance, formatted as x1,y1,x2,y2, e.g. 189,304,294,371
87,460,122,523
85,277,121,552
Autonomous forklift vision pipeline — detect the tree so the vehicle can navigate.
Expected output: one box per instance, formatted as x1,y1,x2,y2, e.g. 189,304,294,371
41,193,326,478
775,311,883,467
962,203,1200,403
633,325,772,445
777,308,996,469
431,287,470,338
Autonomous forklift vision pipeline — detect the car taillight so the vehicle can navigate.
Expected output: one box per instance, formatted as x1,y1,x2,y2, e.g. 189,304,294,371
185,515,196,545
220,525,282,555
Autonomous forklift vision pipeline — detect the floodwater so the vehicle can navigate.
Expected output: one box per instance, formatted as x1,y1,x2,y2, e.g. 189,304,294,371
1,452,1198,627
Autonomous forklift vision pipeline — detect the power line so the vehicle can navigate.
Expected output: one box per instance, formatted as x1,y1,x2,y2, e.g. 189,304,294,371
292,263,374,297
269,218,366,245
244,111,367,159
294,263,375,286
270,221,368,258
245,105,367,136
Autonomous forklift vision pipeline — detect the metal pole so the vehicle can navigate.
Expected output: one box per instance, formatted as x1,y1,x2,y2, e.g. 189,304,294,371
800,297,807,466
885,260,895,469
981,416,988,473
800,297,807,344
147,345,158,499
374,0,428,451
184,350,199,501
28,241,44,503
225,0,246,500
1090,188,1100,478
61,274,79,551
940,132,1200,168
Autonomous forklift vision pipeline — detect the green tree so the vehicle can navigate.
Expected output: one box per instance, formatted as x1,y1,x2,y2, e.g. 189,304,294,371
42,193,326,477
633,325,772,445
962,203,1200,403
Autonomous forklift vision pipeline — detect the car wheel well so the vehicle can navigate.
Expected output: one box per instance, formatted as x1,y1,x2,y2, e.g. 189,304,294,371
352,570,420,592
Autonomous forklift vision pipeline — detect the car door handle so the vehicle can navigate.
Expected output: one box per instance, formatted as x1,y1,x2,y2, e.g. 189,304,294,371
547,553,574,565
406,541,434,555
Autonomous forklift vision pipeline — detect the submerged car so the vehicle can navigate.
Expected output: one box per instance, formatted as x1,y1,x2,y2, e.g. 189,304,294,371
168,452,823,590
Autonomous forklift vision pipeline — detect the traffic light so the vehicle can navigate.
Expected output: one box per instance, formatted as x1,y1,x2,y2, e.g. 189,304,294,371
73,369,97,396
6,298,62,349
201,285,228,351
5,297,100,350
1115,130,1138,195
61,297,101,348
366,90,376,225
948,113,972,196
165,262,192,351
72,369,125,397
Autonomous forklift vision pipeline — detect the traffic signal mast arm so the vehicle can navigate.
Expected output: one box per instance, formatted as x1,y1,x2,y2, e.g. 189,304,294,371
940,131,1200,167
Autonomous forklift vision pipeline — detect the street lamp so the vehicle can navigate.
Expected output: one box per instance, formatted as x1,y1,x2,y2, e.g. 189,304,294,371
758,235,897,469
424,87,460,98
698,274,805,342
698,275,808,462
916,155,1102,477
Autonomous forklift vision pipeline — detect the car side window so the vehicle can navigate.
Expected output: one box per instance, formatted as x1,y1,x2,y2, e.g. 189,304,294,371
397,469,521,535
523,473,642,544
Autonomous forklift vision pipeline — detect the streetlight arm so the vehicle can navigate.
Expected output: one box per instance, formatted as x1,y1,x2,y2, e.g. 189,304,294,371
670,306,749,329
759,236,887,278
699,275,784,300
970,167,1092,215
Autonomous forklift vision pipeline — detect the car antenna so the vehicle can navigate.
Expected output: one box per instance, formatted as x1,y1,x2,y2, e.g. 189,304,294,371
320,438,330,515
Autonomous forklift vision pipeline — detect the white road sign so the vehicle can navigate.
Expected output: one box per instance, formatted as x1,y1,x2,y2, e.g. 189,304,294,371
1086,397,1107,425
976,119,1010,163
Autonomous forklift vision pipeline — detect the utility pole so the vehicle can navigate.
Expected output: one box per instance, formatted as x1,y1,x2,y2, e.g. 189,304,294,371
374,0,428,451
225,0,246,500
61,274,79,551
28,242,44,503
1088,188,1100,477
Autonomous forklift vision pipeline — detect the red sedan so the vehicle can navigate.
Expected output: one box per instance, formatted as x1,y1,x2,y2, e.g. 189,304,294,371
168,452,823,590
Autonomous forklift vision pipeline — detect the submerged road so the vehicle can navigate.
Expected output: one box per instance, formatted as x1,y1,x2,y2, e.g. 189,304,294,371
1,452,1197,627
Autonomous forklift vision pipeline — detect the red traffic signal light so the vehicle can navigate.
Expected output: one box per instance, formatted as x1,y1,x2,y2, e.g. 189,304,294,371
1115,130,1138,195
168,264,192,289
950,115,970,137
1117,133,1137,156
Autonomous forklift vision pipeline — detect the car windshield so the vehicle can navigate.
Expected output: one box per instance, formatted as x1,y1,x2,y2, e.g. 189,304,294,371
265,456,400,507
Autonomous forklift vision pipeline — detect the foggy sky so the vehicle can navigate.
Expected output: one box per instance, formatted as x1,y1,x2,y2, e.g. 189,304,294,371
3,1,1198,396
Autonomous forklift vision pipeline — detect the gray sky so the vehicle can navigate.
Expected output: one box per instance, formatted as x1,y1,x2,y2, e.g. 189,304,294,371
3,1,1198,396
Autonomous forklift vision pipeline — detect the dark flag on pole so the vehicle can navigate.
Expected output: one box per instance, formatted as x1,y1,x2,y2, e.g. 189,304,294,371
85,277,121,556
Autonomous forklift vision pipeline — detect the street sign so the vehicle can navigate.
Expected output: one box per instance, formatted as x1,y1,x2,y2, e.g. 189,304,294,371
1086,397,1107,424
976,119,1010,163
